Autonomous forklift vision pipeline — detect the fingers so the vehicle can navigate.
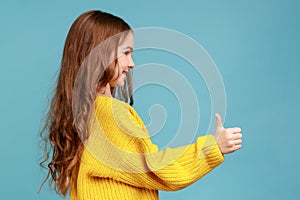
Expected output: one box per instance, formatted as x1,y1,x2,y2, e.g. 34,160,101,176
234,139,242,145
234,144,242,151
215,113,224,129
214,113,243,154
218,128,243,154
230,134,243,152
227,140,242,153
233,133,242,140
227,127,241,133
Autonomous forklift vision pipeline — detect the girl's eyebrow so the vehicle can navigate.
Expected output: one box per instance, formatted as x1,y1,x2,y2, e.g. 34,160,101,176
125,46,134,51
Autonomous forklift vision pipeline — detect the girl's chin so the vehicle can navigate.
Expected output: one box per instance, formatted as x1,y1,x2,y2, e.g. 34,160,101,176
116,83,125,87
116,79,126,87
113,75,127,87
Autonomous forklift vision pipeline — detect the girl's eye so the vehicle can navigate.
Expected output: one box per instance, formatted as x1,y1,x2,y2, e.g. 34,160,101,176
124,51,132,55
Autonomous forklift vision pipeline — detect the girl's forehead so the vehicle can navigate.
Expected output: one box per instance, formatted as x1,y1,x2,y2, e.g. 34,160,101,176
115,31,134,57
121,32,134,49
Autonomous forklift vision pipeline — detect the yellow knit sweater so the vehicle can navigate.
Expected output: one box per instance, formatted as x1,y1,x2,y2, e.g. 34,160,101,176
69,95,224,200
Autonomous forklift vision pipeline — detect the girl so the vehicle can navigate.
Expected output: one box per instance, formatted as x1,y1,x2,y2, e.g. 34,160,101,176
40,10,243,200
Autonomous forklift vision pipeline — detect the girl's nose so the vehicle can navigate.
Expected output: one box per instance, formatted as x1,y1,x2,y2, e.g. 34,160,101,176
128,55,135,68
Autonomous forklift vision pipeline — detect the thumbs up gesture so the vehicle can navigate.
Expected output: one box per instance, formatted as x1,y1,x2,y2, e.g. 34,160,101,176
214,113,243,154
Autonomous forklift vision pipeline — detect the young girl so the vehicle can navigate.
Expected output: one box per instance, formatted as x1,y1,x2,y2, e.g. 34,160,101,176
40,10,243,200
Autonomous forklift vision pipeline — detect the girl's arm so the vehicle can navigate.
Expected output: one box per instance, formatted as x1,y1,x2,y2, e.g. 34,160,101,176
82,99,224,191
116,134,224,191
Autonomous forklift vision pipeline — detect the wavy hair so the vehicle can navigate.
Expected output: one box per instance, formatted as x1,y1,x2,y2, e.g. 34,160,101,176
39,10,133,196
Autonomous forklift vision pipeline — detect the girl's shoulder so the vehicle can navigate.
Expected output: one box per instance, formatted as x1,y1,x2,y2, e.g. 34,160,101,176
94,95,131,114
95,95,139,114
94,95,145,130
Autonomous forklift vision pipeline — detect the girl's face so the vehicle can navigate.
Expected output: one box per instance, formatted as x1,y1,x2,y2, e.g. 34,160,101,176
109,33,135,87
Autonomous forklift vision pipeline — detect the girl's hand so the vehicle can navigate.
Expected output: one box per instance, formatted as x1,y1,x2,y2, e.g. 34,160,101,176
214,113,243,154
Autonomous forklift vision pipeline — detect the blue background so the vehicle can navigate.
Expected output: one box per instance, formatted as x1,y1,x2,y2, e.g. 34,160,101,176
0,0,299,199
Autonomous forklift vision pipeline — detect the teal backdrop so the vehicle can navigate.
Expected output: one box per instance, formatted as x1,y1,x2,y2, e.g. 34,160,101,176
0,0,299,199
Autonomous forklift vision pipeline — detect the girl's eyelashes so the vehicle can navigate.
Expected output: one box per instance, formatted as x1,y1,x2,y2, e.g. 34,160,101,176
124,50,133,55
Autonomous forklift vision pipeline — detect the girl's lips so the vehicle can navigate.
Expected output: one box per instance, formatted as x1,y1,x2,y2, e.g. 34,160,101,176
122,71,128,77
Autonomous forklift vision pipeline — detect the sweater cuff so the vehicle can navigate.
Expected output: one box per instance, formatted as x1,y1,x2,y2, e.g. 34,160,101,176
198,134,224,167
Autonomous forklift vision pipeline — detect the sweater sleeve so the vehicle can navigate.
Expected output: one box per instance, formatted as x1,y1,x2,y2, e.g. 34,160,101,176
117,134,224,191
83,98,224,191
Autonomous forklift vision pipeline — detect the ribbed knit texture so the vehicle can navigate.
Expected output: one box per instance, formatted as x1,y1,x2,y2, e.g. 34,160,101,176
69,95,225,200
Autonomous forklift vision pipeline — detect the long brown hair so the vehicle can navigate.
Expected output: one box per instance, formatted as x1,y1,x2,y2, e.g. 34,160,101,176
39,10,133,196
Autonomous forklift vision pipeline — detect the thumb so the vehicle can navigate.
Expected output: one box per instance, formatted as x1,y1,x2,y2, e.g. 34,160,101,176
215,113,224,129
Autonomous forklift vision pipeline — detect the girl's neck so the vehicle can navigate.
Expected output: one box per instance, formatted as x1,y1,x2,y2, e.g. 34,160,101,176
97,83,112,97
